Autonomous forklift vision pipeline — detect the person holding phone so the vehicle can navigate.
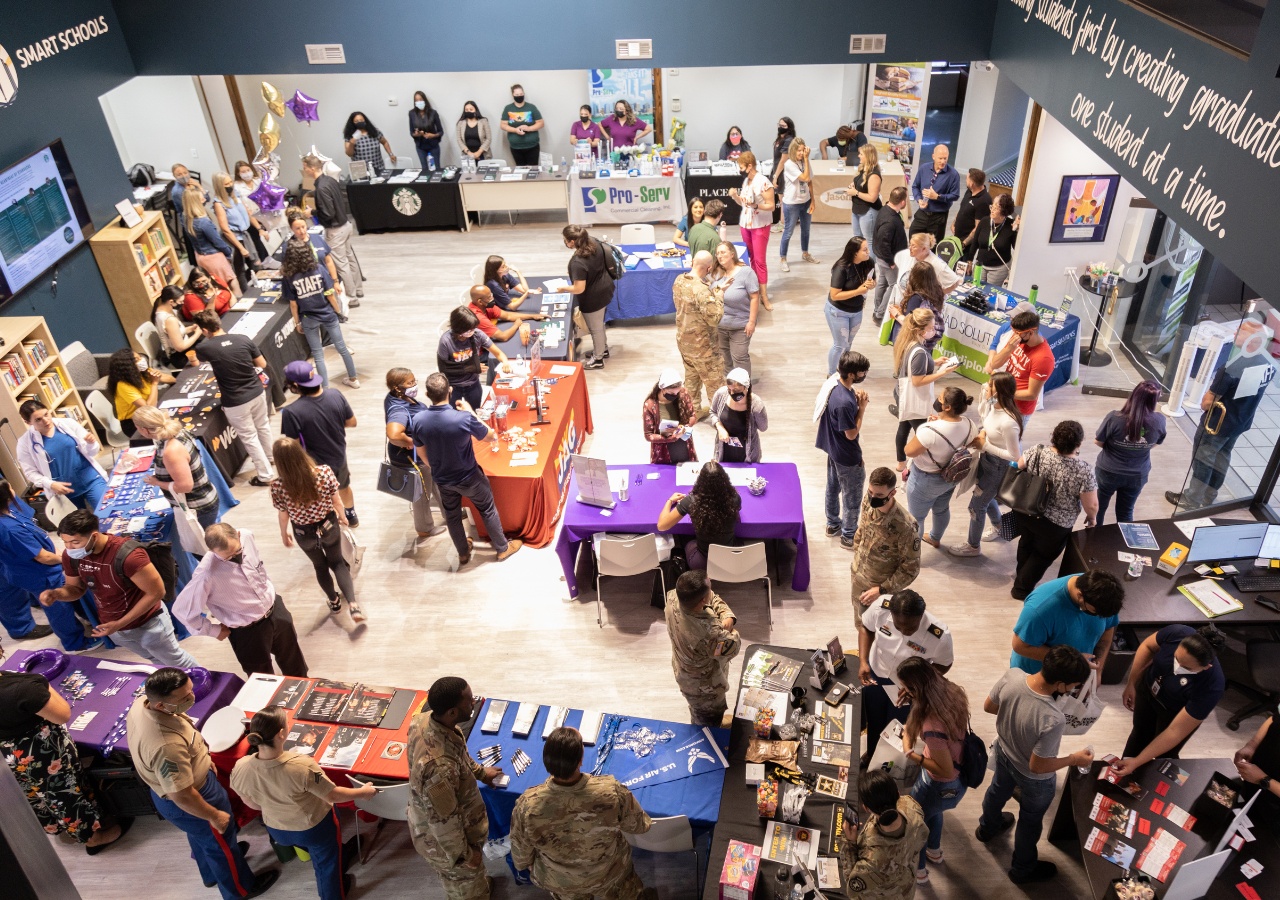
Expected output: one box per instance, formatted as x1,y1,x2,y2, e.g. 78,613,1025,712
839,769,927,896
708,368,767,463
642,370,698,465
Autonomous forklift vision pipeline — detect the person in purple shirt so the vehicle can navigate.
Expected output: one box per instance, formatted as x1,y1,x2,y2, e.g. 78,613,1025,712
600,100,652,147
569,105,603,152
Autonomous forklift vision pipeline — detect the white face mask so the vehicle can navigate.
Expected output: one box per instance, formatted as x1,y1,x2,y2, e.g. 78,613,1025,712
415,100,426,110
136,358,149,372
1172,662,1196,677
239,171,254,182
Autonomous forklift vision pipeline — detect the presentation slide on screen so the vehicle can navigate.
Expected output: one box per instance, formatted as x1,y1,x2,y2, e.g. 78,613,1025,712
0,150,83,294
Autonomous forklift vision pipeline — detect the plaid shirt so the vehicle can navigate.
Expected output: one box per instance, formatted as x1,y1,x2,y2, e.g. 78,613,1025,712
173,529,275,637
270,465,339,526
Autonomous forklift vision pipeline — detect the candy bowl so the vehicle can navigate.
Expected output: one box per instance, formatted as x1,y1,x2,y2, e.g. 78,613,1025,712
747,477,768,496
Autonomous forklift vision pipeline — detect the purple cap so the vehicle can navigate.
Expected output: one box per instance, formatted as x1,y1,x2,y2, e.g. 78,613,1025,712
284,360,322,387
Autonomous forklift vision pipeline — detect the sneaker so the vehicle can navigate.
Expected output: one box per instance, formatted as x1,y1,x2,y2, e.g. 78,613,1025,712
342,377,361,389
915,867,929,884
803,252,822,264
249,476,272,487
825,524,840,537
346,600,366,623
1009,861,1058,885
770,223,782,234
72,638,108,653
981,526,1002,542
840,535,854,550
583,356,605,370
922,535,941,549
602,348,610,359
975,812,1016,843
415,526,447,547
349,297,362,308
458,537,475,566
345,508,359,528
926,848,944,864
19,624,53,640
496,539,524,561
779,257,791,272
947,543,981,557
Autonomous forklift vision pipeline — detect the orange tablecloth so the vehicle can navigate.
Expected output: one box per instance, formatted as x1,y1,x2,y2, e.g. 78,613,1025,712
472,361,593,548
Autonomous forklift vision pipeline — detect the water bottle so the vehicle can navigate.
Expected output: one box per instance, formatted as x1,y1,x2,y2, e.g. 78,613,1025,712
427,152,435,171
1077,745,1094,775
973,264,984,285
789,884,804,900
560,155,567,170
1029,283,1039,305
773,867,791,900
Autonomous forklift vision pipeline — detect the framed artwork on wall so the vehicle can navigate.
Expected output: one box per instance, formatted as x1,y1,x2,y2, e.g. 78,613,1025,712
1050,174,1120,243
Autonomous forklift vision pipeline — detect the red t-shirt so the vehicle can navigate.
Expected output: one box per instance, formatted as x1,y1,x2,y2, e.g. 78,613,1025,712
1007,339,1055,415
182,281,233,321
62,534,159,626
469,302,501,338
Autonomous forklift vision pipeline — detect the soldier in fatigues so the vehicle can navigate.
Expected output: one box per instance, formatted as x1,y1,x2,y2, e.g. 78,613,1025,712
510,727,653,900
408,677,503,900
665,570,740,726
851,467,920,607
673,251,724,417
840,770,928,900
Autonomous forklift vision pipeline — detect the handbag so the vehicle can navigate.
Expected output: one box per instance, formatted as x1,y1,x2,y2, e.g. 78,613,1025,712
896,346,934,421
998,445,1050,517
340,524,365,577
1061,670,1107,735
170,494,209,555
999,510,1021,541
377,442,424,502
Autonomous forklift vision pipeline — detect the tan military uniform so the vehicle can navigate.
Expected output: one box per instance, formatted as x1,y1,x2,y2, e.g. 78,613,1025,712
665,588,740,726
230,750,336,832
407,713,491,900
673,272,725,411
839,796,928,899
509,773,653,900
850,497,920,605
125,697,211,797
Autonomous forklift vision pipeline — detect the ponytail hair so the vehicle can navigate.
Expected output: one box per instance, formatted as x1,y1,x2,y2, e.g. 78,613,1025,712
246,708,288,755
1181,624,1226,666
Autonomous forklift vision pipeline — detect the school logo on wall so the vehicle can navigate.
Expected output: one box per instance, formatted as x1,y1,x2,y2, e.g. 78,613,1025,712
581,187,607,213
0,45,17,108
391,188,421,217
2,16,113,109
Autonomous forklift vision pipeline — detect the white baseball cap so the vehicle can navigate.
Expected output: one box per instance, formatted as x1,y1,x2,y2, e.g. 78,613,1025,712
658,369,683,389
726,368,750,386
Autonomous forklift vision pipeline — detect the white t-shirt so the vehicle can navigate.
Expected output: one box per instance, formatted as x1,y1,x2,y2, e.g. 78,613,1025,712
894,250,963,294
913,418,976,474
980,397,1022,461
739,172,773,229
781,159,810,205
861,599,954,681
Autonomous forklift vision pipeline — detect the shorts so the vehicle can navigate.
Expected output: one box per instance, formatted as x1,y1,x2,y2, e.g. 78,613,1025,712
331,462,351,490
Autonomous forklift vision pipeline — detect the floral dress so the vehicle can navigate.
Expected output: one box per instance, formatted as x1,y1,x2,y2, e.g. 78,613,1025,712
0,672,105,842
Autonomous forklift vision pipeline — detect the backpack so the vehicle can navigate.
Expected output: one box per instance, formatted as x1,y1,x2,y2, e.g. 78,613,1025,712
936,235,965,270
69,538,178,605
127,163,157,188
599,240,625,281
958,731,988,789
921,421,976,484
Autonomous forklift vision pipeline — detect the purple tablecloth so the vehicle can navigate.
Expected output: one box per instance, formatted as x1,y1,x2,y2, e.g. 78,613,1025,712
554,462,809,598
2,649,243,756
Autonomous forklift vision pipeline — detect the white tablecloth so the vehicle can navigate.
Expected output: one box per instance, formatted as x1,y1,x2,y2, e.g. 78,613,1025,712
568,172,686,224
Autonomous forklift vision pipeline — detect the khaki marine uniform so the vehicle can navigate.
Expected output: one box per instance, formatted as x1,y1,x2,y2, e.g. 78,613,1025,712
839,796,929,899
850,497,920,604
509,773,653,900
665,588,740,726
407,713,491,900
673,272,724,411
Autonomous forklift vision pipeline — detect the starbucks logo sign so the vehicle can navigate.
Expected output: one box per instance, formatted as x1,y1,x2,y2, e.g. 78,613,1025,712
391,187,422,217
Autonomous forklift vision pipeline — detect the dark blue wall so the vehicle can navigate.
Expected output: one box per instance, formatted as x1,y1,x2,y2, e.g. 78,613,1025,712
0,2,135,350
112,0,997,73
990,0,1280,300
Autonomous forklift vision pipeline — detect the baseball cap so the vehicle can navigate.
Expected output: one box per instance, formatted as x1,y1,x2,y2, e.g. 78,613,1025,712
284,360,323,387
726,367,750,386
658,369,682,389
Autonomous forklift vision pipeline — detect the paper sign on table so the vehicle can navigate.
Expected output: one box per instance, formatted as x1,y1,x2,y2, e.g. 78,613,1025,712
549,365,576,375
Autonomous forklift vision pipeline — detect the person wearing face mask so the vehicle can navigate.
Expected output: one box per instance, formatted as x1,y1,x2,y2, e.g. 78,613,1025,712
709,368,767,463
718,126,750,161
184,185,241,297
302,156,362,305
183,266,234,320
769,117,797,218
210,171,255,289
816,350,871,548
500,84,544,167
987,308,1054,421
127,668,279,900
569,104,603,151
1112,625,1227,776
342,111,396,175
274,207,341,287
726,152,775,312
950,371,1023,557
437,306,511,409
384,367,445,546
174,523,307,677
1010,570,1124,676
106,347,176,440
408,676,503,899
600,98,651,147
903,386,978,547
281,238,360,389
971,193,1021,287
409,90,444,170
978,646,1094,885
827,236,877,375
643,370,699,465
170,162,199,264
455,100,491,162
849,468,920,608
673,250,724,417
230,160,271,261
193,309,276,487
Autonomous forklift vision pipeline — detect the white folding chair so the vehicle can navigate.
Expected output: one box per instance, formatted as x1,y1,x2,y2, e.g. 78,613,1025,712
619,223,655,245
707,543,772,631
592,533,663,627
626,815,701,898
469,263,485,285
347,776,411,864
84,390,129,462
134,321,178,372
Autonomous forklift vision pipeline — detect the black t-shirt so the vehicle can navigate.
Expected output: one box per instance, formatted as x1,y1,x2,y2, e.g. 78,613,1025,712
829,260,875,313
280,390,353,472
973,217,1018,268
568,242,615,314
677,493,739,556
195,333,264,407
954,189,991,245
721,406,748,463
0,672,50,740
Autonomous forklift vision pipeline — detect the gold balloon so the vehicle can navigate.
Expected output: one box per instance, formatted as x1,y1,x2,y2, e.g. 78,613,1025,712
261,81,285,117
259,113,280,153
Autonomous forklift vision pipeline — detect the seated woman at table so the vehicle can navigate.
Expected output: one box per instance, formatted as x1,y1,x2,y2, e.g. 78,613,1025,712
569,104,603,151
1235,714,1280,814
182,267,234,322
152,286,200,368
231,708,375,900
384,366,444,546
657,460,741,570
0,662,130,853
1112,625,1227,777
17,398,109,513
709,367,767,463
718,126,750,161
888,261,947,351
107,348,175,440
642,370,698,465
343,111,396,175
673,197,704,248
483,255,541,311
131,405,221,533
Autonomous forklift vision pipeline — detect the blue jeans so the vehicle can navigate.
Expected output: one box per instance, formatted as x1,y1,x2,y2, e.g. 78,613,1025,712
967,453,1009,546
1096,465,1147,525
109,605,196,668
825,459,864,540
1185,429,1238,508
415,146,438,171
824,304,863,376
300,316,357,386
780,202,811,257
979,745,1058,878
267,809,344,900
906,466,957,542
912,771,967,869
151,769,256,900
852,208,879,262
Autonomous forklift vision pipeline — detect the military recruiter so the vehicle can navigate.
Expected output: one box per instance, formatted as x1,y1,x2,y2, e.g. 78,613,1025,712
673,250,724,418
510,727,654,900
665,570,741,726
408,676,503,900
126,668,278,900
840,769,929,899
851,466,921,607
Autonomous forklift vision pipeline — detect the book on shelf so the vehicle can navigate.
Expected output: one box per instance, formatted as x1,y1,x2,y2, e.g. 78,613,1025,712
21,340,48,370
148,227,169,251
52,406,86,425
2,353,30,390
143,265,165,295
158,256,178,284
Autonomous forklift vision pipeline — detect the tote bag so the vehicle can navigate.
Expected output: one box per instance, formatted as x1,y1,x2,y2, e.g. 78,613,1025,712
1061,670,1106,735
376,442,424,502
896,346,934,421
170,494,209,555
998,444,1050,517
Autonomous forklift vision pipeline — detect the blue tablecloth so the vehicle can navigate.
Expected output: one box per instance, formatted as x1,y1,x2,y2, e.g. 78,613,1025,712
607,242,749,322
469,698,729,839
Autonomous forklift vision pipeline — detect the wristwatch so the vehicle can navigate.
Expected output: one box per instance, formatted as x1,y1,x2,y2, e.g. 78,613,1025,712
1259,775,1272,791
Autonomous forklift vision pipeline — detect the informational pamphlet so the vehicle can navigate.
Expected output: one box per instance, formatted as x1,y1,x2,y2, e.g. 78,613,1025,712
1136,827,1186,882
1090,794,1138,838
1084,826,1137,868
763,821,821,868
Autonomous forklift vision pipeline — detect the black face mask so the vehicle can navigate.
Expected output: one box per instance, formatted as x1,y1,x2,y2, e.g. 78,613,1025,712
580,115,591,123
868,494,891,508
1051,690,1066,701
616,111,626,119
354,121,365,129
465,110,477,118
730,391,746,402
851,372,867,384
778,126,789,135
663,391,679,402
512,95,524,103
229,552,244,565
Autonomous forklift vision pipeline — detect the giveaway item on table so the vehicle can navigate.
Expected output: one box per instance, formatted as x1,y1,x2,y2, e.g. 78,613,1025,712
718,840,761,900
753,707,774,739
762,820,821,867
756,777,779,817
1112,874,1156,900
811,740,853,767
1090,794,1138,838
1084,826,1138,868
476,744,503,767
746,738,800,771
816,703,855,743
779,782,810,824
284,723,331,756
481,700,508,733
295,680,354,722
318,726,371,768
814,774,848,799
511,748,533,776
1135,827,1186,882
269,678,311,710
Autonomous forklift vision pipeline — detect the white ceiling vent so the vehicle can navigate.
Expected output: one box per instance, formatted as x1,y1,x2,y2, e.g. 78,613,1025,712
305,44,346,65
848,34,886,54
615,39,653,61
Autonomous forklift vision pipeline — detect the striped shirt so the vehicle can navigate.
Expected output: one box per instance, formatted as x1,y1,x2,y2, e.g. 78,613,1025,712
270,465,339,526
173,529,275,637
153,430,216,511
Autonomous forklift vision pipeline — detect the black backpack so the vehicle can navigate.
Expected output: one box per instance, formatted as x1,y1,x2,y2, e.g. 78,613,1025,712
69,538,178,605
127,163,157,188
599,240,625,281
958,731,989,789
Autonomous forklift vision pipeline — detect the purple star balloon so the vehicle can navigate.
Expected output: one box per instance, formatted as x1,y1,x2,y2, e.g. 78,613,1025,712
284,90,320,124
248,178,287,213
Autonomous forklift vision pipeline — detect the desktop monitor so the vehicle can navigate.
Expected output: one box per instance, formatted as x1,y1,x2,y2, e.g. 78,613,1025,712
1185,523,1270,564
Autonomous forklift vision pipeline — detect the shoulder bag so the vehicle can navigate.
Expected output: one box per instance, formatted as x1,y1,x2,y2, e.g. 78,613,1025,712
376,441,424,502
170,493,209,555
998,444,1050,517
1061,670,1106,735
895,346,934,421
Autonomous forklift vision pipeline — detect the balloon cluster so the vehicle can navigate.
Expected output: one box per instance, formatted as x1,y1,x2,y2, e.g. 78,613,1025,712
253,81,323,213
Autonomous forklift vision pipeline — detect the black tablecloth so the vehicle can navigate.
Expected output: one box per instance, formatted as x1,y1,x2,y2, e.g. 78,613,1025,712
683,171,782,226
346,175,465,232
222,299,308,408
491,275,576,362
158,366,247,483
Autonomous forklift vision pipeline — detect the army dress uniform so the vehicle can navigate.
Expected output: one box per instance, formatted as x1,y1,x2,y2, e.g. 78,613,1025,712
850,496,920,604
839,796,929,900
860,597,954,754
673,272,725,412
509,772,653,900
665,587,740,726
407,713,491,900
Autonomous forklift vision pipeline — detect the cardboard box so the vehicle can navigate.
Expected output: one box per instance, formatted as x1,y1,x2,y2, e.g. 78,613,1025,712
1158,542,1188,575
744,763,765,786
719,840,762,900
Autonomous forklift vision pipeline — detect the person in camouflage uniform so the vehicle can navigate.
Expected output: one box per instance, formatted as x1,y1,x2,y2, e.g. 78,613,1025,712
840,769,928,900
510,727,653,900
851,467,921,607
665,570,740,726
407,677,503,900
673,250,724,417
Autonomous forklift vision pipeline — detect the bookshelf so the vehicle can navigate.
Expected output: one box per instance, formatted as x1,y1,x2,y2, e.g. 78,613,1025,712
88,209,183,353
0,317,99,492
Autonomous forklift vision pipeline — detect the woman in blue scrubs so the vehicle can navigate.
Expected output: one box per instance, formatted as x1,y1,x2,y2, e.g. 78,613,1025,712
16,399,109,512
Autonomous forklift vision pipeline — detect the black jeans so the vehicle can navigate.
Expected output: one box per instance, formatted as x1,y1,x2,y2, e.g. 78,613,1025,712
438,469,509,555
510,145,541,167
226,595,309,677
862,673,910,759
910,210,948,245
450,381,483,411
1122,675,1197,759
1012,513,1073,598
292,513,356,609
895,418,925,464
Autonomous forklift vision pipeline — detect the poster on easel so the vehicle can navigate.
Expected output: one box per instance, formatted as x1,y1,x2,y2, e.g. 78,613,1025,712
864,63,931,182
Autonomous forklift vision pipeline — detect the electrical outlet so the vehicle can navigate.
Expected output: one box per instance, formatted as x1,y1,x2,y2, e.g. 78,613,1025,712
190,149,199,158
669,68,679,76
671,98,681,112
388,96,398,106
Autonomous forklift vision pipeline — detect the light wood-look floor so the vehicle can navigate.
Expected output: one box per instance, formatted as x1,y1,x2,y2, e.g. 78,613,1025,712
39,218,1250,900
